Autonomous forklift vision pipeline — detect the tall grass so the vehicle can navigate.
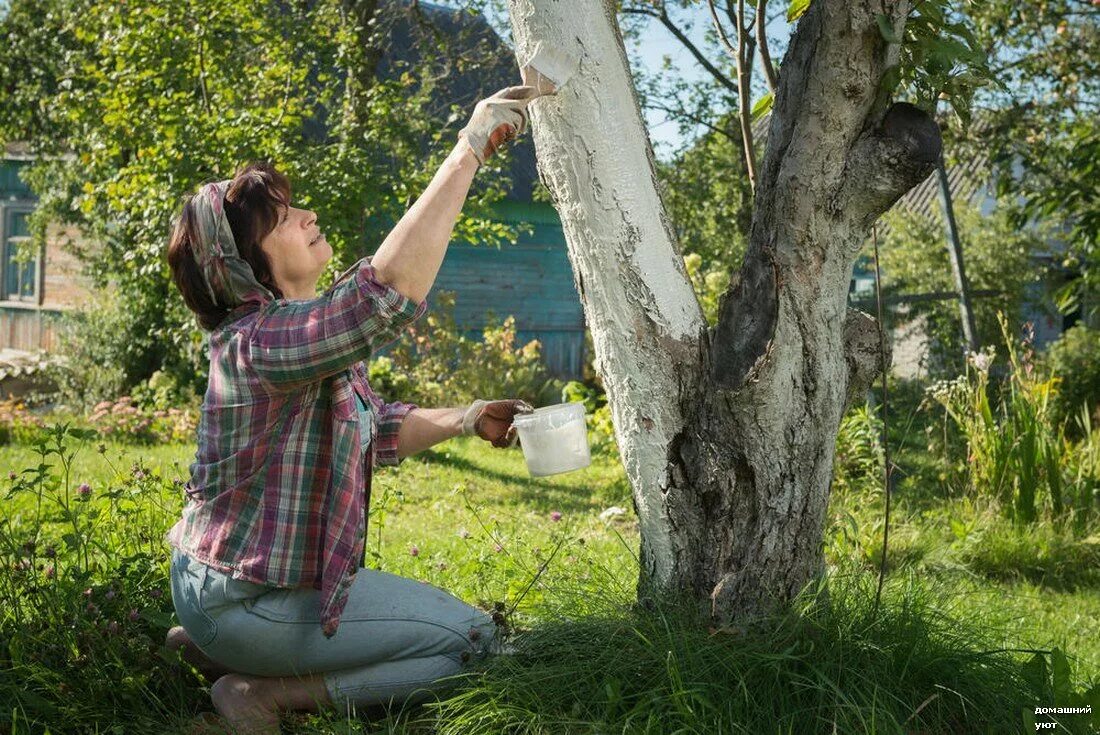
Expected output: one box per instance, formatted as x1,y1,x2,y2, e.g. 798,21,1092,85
926,314,1100,529
421,568,1095,735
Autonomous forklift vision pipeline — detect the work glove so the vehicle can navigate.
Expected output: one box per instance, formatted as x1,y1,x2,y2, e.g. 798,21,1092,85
463,399,535,448
458,86,539,166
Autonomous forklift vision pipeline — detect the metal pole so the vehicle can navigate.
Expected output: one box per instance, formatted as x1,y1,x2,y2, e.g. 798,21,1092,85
936,152,980,353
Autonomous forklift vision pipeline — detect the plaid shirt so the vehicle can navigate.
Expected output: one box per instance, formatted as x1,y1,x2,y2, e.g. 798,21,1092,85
166,258,426,637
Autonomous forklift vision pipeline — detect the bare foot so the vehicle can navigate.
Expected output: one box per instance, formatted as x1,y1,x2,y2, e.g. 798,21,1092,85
166,626,232,679
210,674,281,735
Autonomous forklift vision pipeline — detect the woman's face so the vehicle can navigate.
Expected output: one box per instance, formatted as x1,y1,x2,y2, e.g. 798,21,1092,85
259,202,332,299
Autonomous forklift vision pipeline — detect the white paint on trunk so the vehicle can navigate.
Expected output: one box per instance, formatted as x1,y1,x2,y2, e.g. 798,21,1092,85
507,0,706,590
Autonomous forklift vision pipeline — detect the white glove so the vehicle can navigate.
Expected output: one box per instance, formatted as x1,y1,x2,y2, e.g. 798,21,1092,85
458,86,540,166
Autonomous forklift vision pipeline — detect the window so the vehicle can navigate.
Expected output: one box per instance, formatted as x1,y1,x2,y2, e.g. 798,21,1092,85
1,206,38,303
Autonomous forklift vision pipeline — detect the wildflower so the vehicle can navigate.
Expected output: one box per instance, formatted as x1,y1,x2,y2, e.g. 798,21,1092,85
6,471,15,481
105,588,116,601
86,602,99,616
106,620,119,635
77,482,92,499
21,540,35,555
83,587,93,598
44,545,56,559
458,528,471,539
493,543,503,553
150,588,163,599
128,608,140,622
45,564,55,579
133,469,146,480
550,511,562,522
436,561,449,571
409,545,420,557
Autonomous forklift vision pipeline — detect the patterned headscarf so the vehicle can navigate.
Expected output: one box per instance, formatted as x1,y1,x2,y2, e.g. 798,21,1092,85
190,179,276,309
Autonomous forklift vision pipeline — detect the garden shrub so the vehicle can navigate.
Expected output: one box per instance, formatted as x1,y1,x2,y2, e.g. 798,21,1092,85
372,291,561,408
561,379,617,456
87,396,199,446
0,397,47,445
1043,324,1100,438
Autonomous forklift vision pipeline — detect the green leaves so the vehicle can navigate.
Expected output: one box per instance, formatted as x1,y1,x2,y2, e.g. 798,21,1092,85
786,0,810,22
750,91,774,122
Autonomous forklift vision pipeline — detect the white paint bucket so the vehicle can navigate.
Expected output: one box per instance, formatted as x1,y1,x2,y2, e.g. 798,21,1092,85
512,402,591,477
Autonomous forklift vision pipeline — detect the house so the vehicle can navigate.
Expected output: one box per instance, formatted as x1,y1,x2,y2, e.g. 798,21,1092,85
0,142,96,388
0,0,587,388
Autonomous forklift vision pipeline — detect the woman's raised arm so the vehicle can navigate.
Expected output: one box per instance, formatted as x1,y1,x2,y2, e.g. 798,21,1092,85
370,86,537,302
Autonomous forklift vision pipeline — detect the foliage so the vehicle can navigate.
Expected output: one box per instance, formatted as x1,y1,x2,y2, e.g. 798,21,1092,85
832,402,886,497
881,0,994,124
87,396,199,446
876,200,1050,377
0,0,520,401
957,0,1100,319
657,114,751,273
560,379,617,456
682,251,730,327
0,397,47,445
40,287,156,413
0,426,202,730
370,292,560,408
1042,325,1100,440
925,313,1099,528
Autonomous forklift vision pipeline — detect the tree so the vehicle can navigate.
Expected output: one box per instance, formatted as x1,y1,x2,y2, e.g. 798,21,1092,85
507,0,942,624
0,0,519,404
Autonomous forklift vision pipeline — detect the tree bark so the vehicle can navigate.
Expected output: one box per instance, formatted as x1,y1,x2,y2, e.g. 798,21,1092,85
507,0,940,625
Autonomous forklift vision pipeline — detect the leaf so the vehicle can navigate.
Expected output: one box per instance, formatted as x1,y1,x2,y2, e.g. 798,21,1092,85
1051,647,1073,702
787,0,810,22
876,14,900,44
751,91,774,122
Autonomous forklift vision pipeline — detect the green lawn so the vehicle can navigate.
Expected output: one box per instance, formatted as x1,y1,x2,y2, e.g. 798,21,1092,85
2,430,1098,733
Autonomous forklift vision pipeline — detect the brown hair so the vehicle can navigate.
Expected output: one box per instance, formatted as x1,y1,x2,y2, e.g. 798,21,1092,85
167,161,292,331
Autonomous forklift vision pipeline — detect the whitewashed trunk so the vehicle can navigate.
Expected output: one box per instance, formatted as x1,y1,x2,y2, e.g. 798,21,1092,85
507,0,939,624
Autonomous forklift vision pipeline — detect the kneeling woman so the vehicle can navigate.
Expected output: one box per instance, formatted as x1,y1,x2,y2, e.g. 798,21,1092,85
163,86,537,732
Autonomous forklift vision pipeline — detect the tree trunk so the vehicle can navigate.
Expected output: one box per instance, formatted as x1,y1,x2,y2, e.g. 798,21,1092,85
507,0,939,625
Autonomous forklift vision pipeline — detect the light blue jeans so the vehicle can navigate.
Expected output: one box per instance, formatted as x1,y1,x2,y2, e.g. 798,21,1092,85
169,548,498,712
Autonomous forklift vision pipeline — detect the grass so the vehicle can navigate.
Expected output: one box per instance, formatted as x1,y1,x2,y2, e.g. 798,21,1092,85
2,422,1099,733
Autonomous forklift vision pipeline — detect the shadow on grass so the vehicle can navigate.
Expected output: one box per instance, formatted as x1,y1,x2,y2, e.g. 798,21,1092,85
417,448,623,515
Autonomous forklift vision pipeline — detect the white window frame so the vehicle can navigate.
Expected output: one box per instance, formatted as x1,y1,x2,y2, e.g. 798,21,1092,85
0,202,41,305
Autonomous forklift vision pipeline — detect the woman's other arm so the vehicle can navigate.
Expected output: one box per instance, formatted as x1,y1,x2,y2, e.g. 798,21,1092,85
393,400,533,459
394,408,465,459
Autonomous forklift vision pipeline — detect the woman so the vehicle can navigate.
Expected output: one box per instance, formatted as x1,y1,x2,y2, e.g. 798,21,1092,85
163,85,540,733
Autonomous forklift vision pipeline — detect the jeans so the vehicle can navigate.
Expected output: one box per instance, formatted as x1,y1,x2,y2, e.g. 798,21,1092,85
169,548,498,711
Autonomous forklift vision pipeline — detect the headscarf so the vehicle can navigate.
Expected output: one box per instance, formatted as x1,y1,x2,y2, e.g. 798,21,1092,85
190,179,276,309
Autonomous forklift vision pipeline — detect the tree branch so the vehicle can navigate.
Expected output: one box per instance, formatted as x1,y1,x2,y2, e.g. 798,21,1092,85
621,4,740,97
839,102,943,231
842,308,889,413
756,0,778,92
706,0,757,191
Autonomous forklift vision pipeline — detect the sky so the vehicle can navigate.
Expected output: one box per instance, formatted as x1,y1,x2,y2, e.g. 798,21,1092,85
472,1,738,162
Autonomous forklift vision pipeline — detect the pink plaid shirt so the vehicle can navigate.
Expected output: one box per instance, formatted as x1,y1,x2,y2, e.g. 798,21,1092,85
166,258,426,637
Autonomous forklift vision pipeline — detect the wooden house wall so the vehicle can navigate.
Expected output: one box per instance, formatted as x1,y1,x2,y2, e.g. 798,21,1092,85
427,199,586,378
